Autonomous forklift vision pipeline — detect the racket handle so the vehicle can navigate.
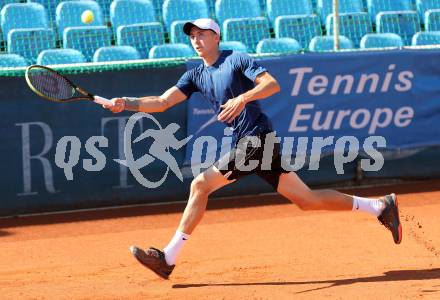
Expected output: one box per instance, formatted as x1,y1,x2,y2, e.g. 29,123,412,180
93,95,113,106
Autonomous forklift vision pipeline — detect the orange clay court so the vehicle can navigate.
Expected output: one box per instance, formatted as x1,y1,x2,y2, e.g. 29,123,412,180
0,181,439,300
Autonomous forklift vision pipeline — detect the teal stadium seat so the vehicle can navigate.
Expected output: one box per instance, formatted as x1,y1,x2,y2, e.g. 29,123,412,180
223,17,270,52
116,22,164,58
425,9,440,31
63,26,112,61
28,0,63,25
162,0,209,31
93,45,140,62
110,0,156,31
215,0,262,26
1,3,48,39
152,0,164,20
56,1,104,39
412,31,440,45
219,41,247,52
317,0,364,24
148,43,194,58
326,12,372,47
0,53,28,67
416,0,440,21
376,11,421,45
274,14,322,49
360,33,403,48
266,0,313,24
367,0,414,23
255,37,301,54
309,35,354,51
8,28,55,63
170,21,192,45
37,48,86,65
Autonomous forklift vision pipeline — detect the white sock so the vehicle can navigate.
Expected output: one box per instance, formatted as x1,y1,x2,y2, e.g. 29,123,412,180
163,231,189,266
352,196,385,217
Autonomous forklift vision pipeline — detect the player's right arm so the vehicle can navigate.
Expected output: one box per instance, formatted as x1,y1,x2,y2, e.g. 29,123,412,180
103,86,188,113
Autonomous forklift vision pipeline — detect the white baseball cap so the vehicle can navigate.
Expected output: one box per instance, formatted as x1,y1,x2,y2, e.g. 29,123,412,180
183,18,221,36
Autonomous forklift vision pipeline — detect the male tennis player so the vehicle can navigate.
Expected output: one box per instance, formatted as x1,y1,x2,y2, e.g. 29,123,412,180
103,18,402,280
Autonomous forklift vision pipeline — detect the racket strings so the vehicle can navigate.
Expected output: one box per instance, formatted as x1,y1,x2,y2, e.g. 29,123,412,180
27,68,75,101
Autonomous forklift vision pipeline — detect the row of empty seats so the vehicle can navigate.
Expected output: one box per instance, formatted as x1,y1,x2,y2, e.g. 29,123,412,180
3,30,440,68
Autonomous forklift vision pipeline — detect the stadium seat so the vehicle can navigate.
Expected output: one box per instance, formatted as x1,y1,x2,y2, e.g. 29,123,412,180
309,35,354,51
170,20,191,45
326,12,372,47
376,11,421,45
63,26,112,61
223,17,270,52
266,0,314,24
116,22,164,58
1,3,48,39
360,33,403,48
367,0,414,23
219,41,247,52
148,43,194,58
56,1,104,39
317,0,364,24
425,8,440,31
162,0,209,31
8,28,55,63
93,45,141,62
152,0,164,20
110,0,156,32
37,48,86,65
274,14,322,49
416,0,440,21
412,31,440,45
0,53,28,67
216,0,262,26
27,0,63,25
255,37,301,54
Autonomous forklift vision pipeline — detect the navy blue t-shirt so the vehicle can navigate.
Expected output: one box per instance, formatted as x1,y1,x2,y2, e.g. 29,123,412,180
176,50,273,139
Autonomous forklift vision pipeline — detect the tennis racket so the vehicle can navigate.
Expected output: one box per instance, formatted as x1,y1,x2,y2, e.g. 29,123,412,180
25,65,113,106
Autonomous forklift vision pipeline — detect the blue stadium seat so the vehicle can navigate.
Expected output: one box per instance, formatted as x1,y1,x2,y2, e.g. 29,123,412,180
412,31,440,45
162,0,209,31
216,0,261,26
223,17,270,52
274,14,322,49
376,11,421,45
56,1,104,39
63,26,112,61
219,41,248,52
416,0,440,21
148,43,194,58
8,28,55,63
425,8,440,30
110,0,156,31
37,48,86,65
360,33,403,48
0,53,28,67
326,12,372,47
116,22,165,58
1,3,48,39
367,0,414,22
93,45,141,62
309,35,354,51
266,0,313,24
170,20,191,45
317,0,364,24
27,0,63,25
256,37,301,54
95,0,112,21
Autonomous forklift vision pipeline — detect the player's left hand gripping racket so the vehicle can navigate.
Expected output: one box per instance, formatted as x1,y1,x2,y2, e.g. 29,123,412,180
25,65,113,106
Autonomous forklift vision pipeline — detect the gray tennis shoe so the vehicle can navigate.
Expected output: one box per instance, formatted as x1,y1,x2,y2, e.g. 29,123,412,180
378,193,402,244
129,246,175,279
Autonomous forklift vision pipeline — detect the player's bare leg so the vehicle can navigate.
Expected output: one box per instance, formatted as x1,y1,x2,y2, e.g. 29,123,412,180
129,166,233,278
277,172,402,244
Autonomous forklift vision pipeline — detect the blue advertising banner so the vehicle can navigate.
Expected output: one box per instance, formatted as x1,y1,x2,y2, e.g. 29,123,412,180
185,49,440,165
